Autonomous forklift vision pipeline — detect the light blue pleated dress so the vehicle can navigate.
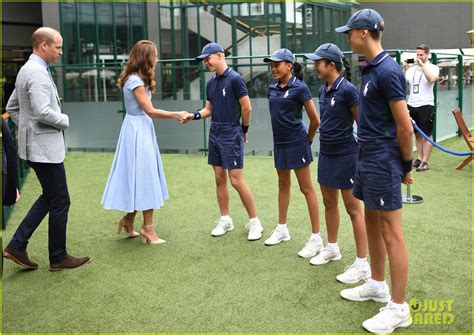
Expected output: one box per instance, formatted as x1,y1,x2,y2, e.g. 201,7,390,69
102,74,169,212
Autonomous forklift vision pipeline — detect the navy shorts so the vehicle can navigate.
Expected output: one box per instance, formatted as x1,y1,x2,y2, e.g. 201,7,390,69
352,142,403,211
208,122,243,169
274,140,313,169
318,152,356,189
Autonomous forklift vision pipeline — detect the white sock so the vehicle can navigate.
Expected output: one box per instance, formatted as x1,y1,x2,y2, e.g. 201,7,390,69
221,215,231,222
327,242,339,251
311,233,321,239
249,217,259,223
355,257,368,266
367,278,386,290
278,223,288,232
391,301,408,313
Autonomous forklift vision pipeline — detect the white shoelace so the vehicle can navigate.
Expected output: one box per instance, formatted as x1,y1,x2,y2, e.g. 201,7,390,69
322,247,339,260
343,262,357,273
215,219,229,229
347,261,370,274
374,305,401,325
303,237,319,247
269,229,285,238
246,221,258,232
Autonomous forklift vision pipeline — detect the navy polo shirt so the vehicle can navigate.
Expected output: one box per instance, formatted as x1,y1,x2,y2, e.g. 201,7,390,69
206,67,248,124
268,76,312,145
318,75,359,149
358,51,406,144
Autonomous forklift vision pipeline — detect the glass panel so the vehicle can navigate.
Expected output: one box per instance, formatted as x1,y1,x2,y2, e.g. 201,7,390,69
462,59,473,127
114,3,129,55
61,2,79,65
130,3,144,45
436,59,461,139
79,2,96,64
62,99,321,156
60,2,145,102
97,3,114,56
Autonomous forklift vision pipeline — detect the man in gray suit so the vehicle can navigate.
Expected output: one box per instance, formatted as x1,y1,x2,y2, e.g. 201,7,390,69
3,27,91,271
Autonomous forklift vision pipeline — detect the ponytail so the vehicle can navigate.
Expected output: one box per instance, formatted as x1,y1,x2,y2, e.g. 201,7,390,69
333,58,352,82
342,58,352,83
292,62,305,81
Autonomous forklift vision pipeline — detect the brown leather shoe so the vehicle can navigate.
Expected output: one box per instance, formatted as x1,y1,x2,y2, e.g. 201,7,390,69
3,246,38,269
49,255,91,272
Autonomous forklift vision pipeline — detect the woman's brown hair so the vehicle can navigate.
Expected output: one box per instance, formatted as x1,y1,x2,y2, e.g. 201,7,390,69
118,40,157,93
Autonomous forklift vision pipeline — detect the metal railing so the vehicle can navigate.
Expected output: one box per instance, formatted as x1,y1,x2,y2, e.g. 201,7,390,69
3,49,472,227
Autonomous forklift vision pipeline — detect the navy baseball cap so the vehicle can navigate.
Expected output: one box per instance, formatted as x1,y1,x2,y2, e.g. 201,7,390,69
335,9,385,34
263,48,295,64
195,42,225,61
304,43,344,63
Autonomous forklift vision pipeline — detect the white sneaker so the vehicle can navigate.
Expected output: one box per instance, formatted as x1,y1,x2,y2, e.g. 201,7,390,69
309,246,342,265
336,260,372,284
340,281,390,303
297,235,323,258
362,301,412,333
246,219,263,241
211,218,234,237
264,226,291,245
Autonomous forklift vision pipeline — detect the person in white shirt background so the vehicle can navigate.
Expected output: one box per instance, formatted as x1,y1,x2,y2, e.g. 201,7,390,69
404,44,439,172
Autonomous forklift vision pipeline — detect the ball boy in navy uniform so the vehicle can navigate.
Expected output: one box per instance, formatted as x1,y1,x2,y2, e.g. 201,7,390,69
304,43,370,283
336,9,414,333
194,43,263,241
262,49,323,257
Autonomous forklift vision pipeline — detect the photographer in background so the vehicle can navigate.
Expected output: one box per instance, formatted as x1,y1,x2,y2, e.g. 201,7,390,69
404,44,439,172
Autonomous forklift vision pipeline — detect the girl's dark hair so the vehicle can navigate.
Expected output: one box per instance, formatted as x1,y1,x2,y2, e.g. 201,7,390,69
324,58,352,82
292,62,305,80
341,58,352,83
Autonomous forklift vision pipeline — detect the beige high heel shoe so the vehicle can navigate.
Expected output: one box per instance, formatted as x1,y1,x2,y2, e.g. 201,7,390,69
139,225,166,245
117,217,139,238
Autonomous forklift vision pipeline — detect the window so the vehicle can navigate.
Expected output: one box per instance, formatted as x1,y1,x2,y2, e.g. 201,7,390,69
59,2,146,102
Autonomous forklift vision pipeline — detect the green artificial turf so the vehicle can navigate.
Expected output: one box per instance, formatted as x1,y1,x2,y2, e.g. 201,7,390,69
2,135,472,333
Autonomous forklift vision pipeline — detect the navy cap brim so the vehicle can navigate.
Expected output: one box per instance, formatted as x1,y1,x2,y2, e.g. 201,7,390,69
303,53,323,61
264,56,282,63
335,25,351,33
263,56,294,64
195,53,210,61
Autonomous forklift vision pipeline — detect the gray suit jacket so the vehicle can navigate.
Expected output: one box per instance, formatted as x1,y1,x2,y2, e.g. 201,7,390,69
6,55,69,163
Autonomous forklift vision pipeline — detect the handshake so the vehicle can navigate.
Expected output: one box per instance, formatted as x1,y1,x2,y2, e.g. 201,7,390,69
175,111,197,125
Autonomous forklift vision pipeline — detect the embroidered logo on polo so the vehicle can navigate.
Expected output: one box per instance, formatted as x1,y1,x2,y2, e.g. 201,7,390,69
284,90,290,98
363,81,371,96
222,87,226,97
330,97,336,107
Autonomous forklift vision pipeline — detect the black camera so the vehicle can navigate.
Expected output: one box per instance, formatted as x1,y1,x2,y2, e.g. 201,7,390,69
406,58,415,64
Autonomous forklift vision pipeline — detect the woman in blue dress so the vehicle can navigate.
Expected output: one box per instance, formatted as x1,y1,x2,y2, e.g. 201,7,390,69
304,43,369,283
102,40,189,244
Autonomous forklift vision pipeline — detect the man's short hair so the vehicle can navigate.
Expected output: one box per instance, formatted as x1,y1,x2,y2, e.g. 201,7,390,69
32,27,60,49
416,44,430,53
370,30,382,40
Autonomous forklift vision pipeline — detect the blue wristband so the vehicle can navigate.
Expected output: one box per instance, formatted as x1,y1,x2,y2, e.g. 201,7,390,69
242,125,249,133
193,112,202,120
